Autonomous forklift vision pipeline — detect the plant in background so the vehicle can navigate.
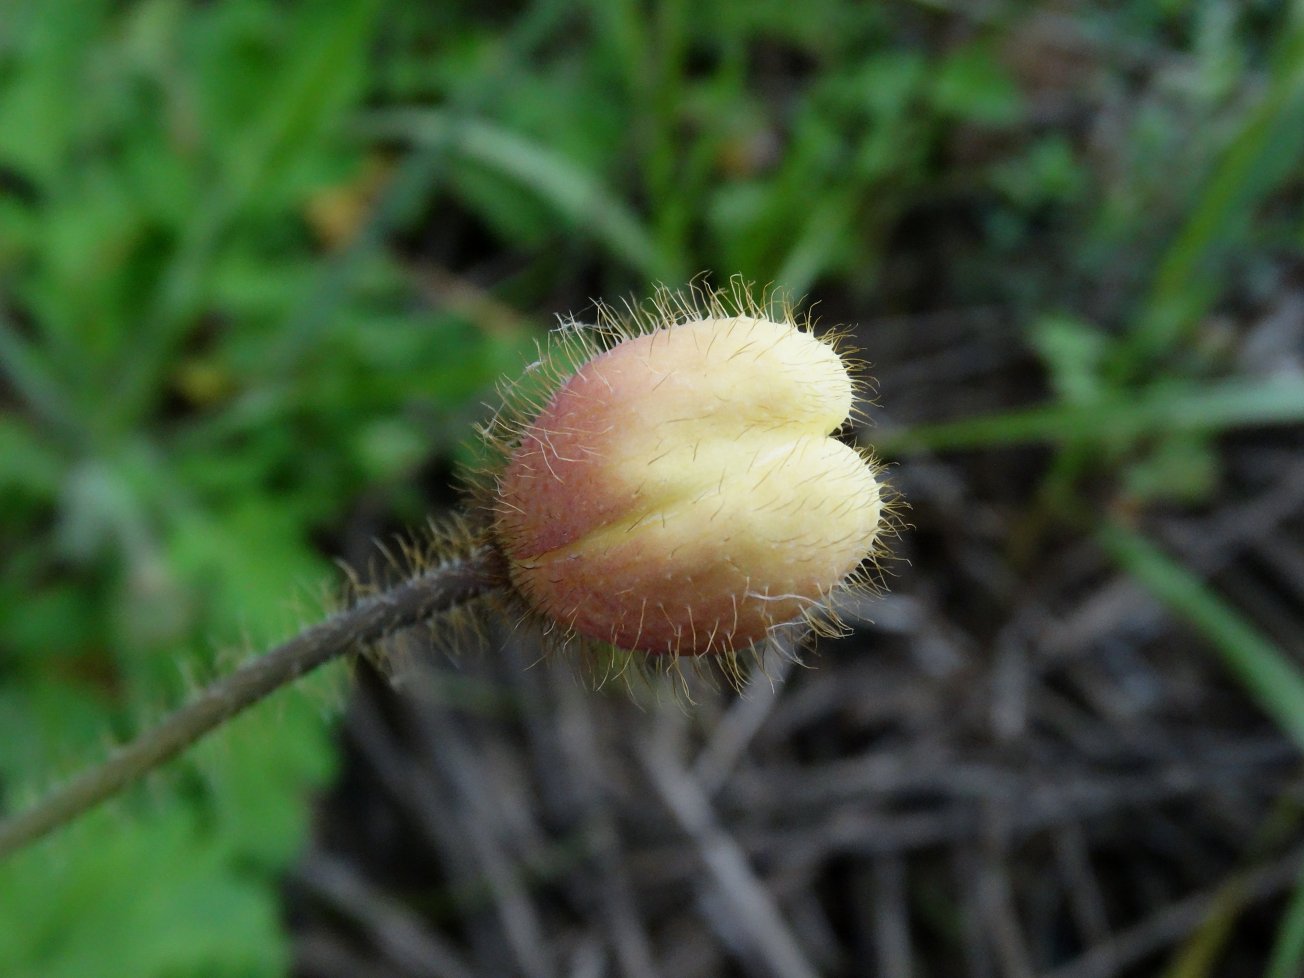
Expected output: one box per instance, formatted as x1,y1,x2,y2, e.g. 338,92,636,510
0,283,891,859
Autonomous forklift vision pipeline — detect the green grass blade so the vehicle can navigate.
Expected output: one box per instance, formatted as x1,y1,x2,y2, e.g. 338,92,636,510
1098,522,1304,752
1266,866,1304,978
1119,16,1304,375
0,311,76,441
773,196,849,298
878,376,1304,454
360,108,676,282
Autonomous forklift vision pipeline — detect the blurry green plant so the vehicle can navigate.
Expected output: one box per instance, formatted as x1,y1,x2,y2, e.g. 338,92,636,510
0,1,527,974
3,0,1304,974
884,8,1304,971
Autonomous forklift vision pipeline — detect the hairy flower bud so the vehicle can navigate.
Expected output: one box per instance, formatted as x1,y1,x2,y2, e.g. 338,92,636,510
491,296,884,658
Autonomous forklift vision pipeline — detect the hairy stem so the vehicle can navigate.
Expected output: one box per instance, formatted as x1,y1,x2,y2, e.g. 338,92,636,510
0,547,509,861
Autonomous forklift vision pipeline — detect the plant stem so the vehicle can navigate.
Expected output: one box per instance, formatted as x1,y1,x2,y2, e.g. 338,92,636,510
0,547,509,861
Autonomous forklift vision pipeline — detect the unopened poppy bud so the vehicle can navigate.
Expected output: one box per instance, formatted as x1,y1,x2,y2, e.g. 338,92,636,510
492,299,884,658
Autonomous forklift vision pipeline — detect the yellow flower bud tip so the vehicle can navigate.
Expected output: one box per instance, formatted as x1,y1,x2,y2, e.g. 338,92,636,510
484,284,889,663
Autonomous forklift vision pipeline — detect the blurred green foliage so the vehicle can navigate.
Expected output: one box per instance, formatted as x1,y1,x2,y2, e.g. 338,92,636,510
1,0,1303,974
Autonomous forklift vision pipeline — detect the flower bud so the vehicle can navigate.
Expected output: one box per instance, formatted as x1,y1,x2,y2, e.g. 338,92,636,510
492,304,884,657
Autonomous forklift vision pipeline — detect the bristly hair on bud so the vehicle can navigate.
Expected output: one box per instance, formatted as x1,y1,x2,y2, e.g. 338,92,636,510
338,512,499,682
462,277,898,691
